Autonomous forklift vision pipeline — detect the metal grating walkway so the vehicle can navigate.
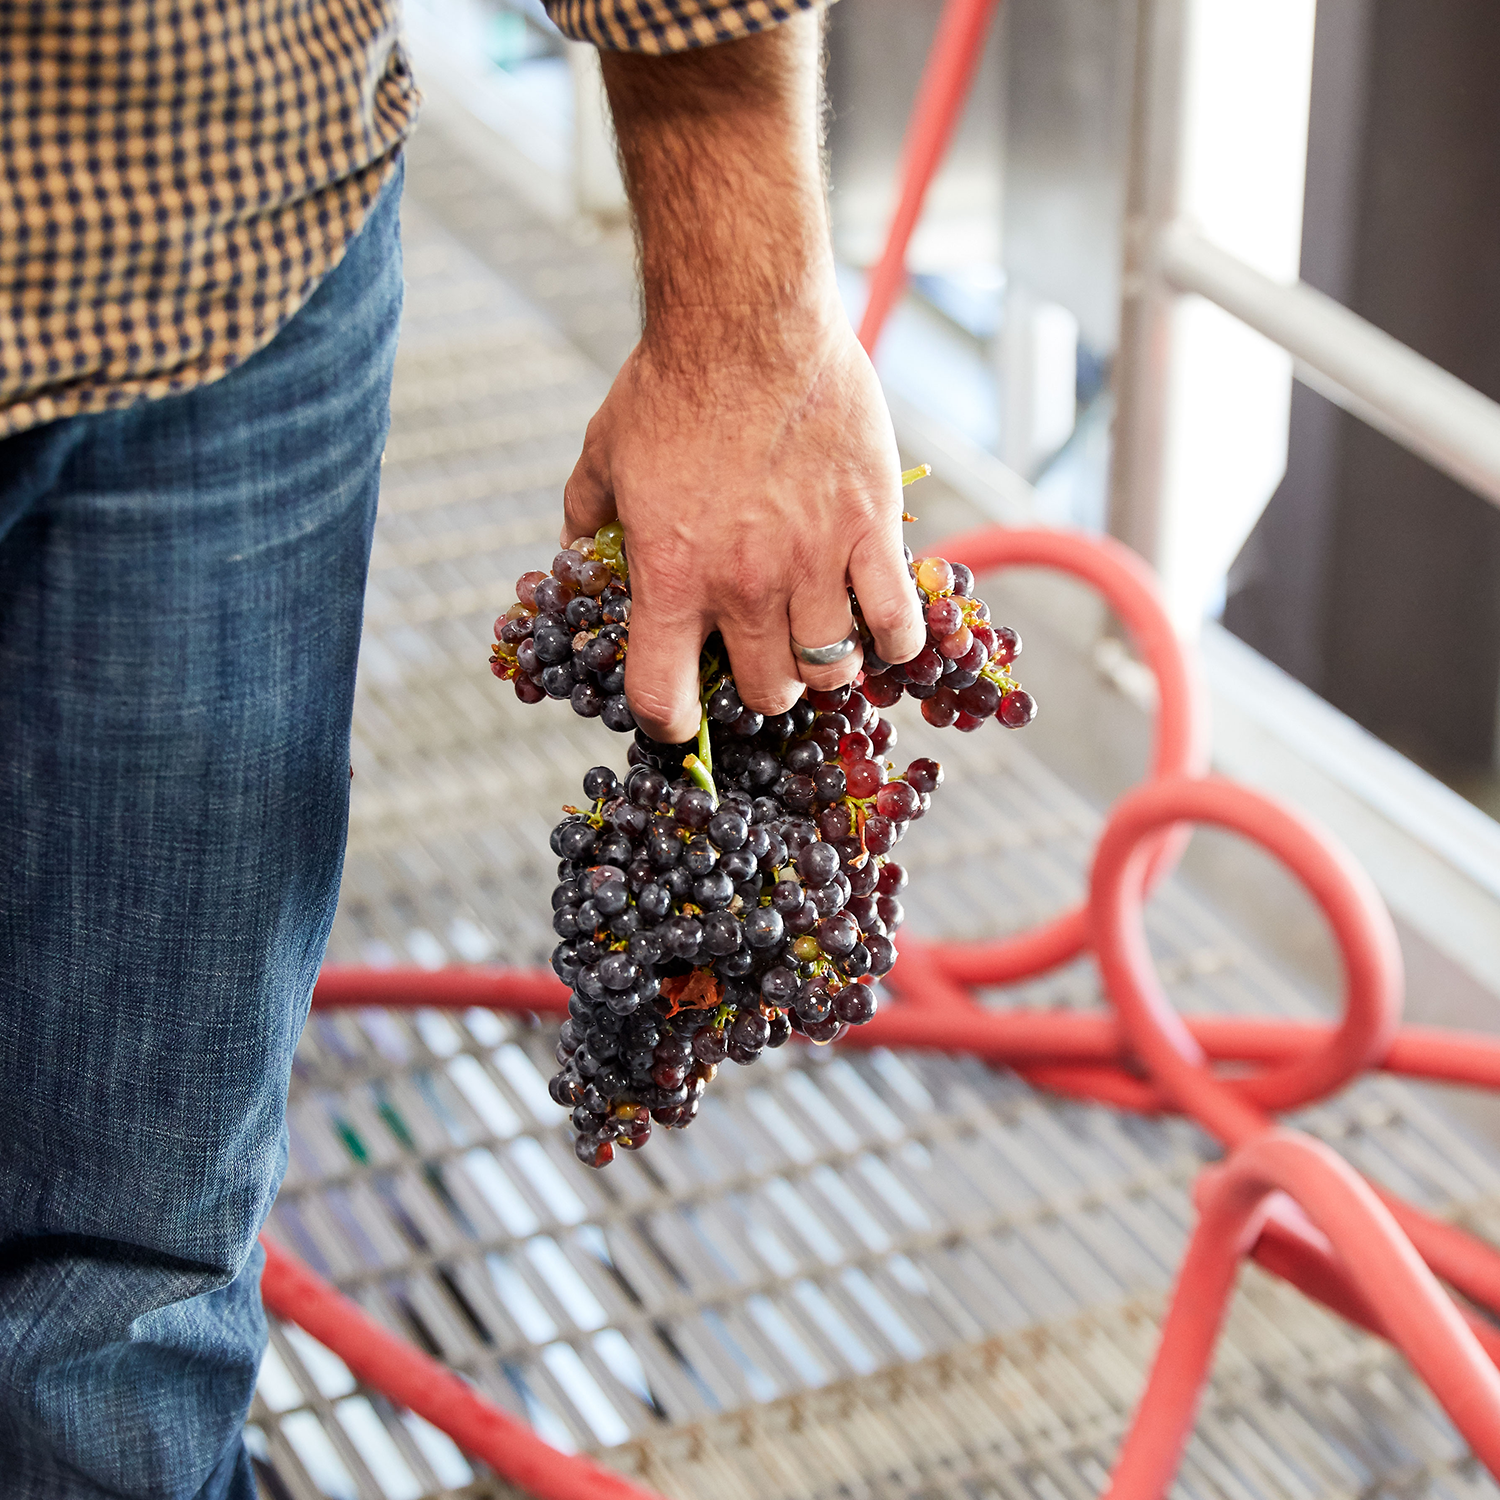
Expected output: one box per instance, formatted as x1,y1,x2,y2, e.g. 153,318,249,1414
246,125,1500,1500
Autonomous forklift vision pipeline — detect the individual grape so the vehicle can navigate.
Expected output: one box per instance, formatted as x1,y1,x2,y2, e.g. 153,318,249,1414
1000,688,1037,728
682,837,717,876
694,1026,728,1064
708,809,748,850
904,647,943,686
532,627,571,666
926,598,963,638
694,869,734,909
534,577,574,617
922,687,960,728
904,759,943,794
875,781,919,822
957,678,1000,719
838,730,873,764
861,675,902,708
812,764,847,803
771,878,804,915
567,597,600,631
701,909,741,953
939,626,973,660
731,1011,770,1052
516,570,547,608
782,774,816,812
514,676,546,705
834,984,878,1025
863,815,896,855
807,684,852,712
950,562,974,597
991,624,1020,666
584,766,619,801
845,759,885,799
707,682,743,723
575,1131,614,1168
866,934,897,976
760,966,798,1005
745,907,785,949
796,840,840,888
595,520,625,558
954,711,984,732
915,556,955,596
815,911,860,958
784,740,823,774
571,682,603,718
675,788,714,829
556,822,597,862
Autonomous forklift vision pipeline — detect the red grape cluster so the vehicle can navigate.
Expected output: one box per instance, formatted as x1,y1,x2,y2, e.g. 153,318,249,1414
490,517,1035,1167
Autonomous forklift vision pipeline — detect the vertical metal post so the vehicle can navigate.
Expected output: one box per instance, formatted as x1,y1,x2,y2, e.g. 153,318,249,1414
1106,0,1189,568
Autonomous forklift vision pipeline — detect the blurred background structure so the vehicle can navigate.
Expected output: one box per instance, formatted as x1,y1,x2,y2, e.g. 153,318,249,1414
247,2,1500,1495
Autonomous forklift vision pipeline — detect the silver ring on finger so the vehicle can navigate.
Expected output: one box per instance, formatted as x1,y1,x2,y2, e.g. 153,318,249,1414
790,627,860,667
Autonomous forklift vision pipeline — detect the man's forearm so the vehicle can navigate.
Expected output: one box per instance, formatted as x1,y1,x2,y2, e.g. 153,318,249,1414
563,12,921,742
600,13,837,360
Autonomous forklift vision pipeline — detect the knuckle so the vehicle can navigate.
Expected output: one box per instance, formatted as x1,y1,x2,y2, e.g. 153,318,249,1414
720,556,778,616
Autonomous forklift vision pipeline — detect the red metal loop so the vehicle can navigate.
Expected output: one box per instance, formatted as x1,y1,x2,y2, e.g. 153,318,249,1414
914,525,1211,988
1106,1130,1500,1499
1089,775,1403,1146
856,0,1005,355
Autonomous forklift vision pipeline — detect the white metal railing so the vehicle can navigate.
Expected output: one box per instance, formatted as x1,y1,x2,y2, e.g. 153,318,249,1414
1159,224,1500,512
1107,0,1500,622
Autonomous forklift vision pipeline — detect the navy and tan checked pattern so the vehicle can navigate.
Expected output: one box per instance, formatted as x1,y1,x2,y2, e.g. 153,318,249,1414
544,0,820,54
0,0,817,439
0,0,419,437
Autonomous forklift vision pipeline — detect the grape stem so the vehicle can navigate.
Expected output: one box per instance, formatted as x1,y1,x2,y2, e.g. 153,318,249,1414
696,703,714,778
900,464,931,487
682,756,716,799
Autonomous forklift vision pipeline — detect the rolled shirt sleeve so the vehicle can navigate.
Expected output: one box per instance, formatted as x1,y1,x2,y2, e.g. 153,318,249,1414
543,0,827,54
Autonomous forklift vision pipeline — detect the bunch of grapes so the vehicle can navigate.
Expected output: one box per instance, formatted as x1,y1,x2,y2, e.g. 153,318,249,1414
490,499,1035,1168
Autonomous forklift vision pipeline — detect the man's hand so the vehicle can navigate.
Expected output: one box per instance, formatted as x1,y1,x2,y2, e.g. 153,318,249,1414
561,12,924,745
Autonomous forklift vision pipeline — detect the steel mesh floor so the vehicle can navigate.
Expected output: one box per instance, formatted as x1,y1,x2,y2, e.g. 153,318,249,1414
247,128,1500,1500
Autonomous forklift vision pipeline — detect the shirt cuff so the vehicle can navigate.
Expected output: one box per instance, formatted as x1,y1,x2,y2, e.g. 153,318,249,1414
543,0,828,54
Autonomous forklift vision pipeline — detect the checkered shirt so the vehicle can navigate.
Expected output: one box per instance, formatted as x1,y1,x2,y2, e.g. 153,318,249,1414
0,0,816,438
544,0,819,54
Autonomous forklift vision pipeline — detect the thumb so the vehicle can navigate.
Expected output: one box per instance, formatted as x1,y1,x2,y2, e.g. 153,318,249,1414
561,419,617,546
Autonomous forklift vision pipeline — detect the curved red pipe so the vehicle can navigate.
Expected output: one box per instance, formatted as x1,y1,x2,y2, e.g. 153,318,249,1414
856,0,1005,355
259,1239,663,1500
1105,1131,1500,1499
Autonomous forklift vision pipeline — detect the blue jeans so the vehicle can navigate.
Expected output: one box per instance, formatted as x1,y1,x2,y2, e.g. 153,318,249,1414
0,164,403,1496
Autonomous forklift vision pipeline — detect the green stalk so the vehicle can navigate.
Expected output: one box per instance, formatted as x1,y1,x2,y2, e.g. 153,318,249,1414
683,754,716,801
901,464,931,487
696,704,714,778
682,702,717,800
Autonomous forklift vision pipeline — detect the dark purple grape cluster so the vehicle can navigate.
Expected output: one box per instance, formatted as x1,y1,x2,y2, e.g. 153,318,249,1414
856,553,1036,732
490,521,636,731
490,515,1035,1168
543,689,934,1167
